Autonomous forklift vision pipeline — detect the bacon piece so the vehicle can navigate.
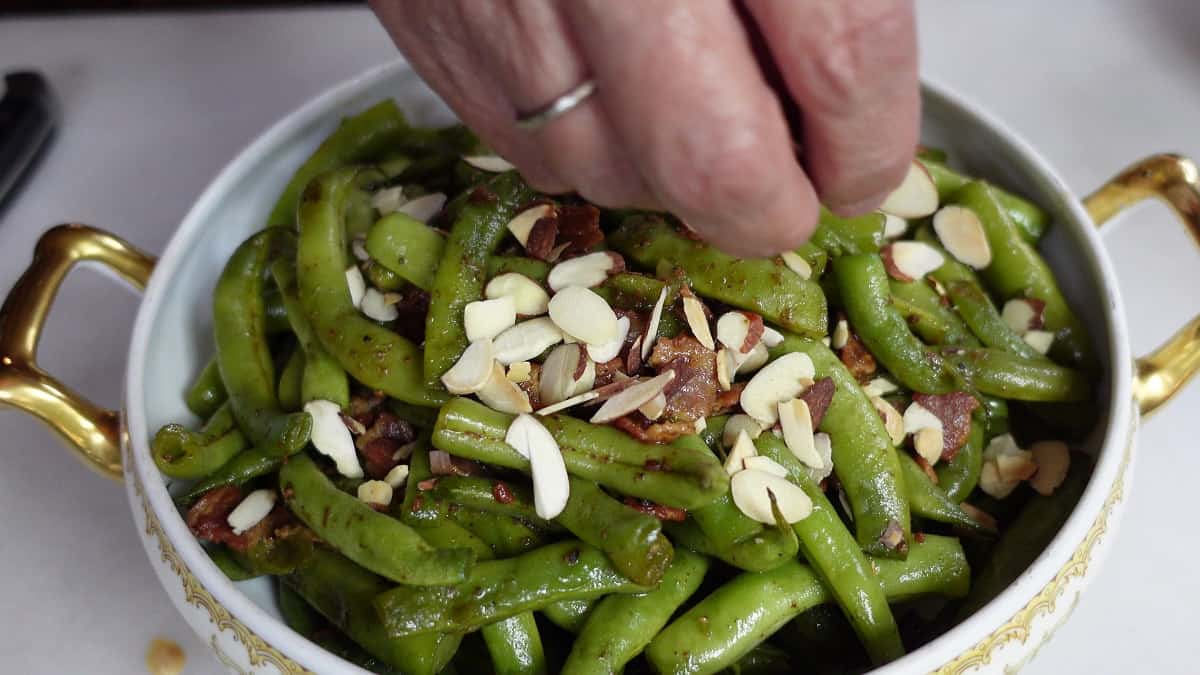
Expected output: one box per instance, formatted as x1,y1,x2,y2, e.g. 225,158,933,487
713,381,746,415
798,377,835,429
623,497,687,522
612,414,695,443
525,215,559,261
839,330,877,381
556,204,605,258
651,335,719,425
355,410,416,480
739,311,765,354
348,389,387,429
593,357,626,388
911,391,980,460
493,481,514,504
186,486,245,549
389,286,431,343
468,185,497,206
1025,297,1048,330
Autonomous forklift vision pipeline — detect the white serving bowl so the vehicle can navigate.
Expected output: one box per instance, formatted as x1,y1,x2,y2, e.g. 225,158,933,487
2,60,1198,674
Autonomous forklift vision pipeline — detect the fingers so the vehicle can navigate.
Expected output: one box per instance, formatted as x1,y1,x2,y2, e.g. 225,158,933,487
562,1,820,257
742,0,921,216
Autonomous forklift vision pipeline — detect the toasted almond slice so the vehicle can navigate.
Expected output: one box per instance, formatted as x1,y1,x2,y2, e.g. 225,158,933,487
305,399,363,478
493,317,564,365
913,427,944,466
477,361,533,414
506,204,556,247
996,449,1037,482
351,236,370,262
506,414,569,518
880,161,938,219
882,213,908,239
548,251,623,291
441,339,495,394
586,315,631,363
590,371,676,423
371,186,405,215
345,265,366,308
862,377,899,398
761,326,785,348
396,192,447,223
536,390,601,416
742,455,789,477
979,461,1020,499
382,292,404,305
933,205,992,268
716,348,733,391
733,342,770,375
682,294,715,350
778,398,822,468
740,352,817,426
1029,440,1071,496
486,272,550,317
463,155,516,172
540,344,591,405
393,441,420,462
731,470,814,524
724,430,758,475
227,489,277,535
831,318,850,350
383,464,410,489
780,251,813,280
902,400,944,436
464,296,517,342
808,432,835,482
507,361,532,383
642,287,669,360
889,241,945,281
722,414,764,450
548,286,619,345
361,288,400,322
1023,330,1055,354
1001,298,1038,334
640,392,668,420
693,416,708,434
871,396,906,446
357,480,394,507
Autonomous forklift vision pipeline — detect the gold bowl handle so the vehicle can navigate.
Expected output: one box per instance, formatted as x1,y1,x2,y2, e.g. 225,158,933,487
1084,154,1200,418
0,224,155,480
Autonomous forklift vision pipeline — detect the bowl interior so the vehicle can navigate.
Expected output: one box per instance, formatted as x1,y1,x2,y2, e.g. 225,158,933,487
127,61,1128,671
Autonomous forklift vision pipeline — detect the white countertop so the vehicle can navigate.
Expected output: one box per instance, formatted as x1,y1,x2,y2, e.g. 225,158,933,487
1,3,1197,673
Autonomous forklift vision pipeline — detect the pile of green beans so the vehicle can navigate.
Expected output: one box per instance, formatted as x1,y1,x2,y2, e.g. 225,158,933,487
156,101,1100,674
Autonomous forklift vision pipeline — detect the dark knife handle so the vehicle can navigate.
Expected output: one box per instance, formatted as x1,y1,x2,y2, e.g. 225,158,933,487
0,71,58,210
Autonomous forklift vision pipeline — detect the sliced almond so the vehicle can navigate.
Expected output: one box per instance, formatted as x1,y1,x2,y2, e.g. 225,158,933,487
1001,298,1038,334
227,489,277,535
862,377,899,398
642,286,669,360
682,294,715,350
888,241,945,281
780,251,812,280
477,361,533,414
356,480,394,507
902,400,944,436
913,427,944,466
464,296,517,342
693,416,708,434
731,470,814,524
724,430,758,475
871,396,906,446
493,317,564,365
1023,330,1055,355
361,288,399,322
734,342,770,375
463,155,516,172
441,338,495,394
933,205,992,268
822,336,832,347
371,186,405,215
742,455,790,478
540,344,592,406
778,398,822,468
547,251,623,291
586,315,631,363
715,348,733,391
506,204,556,247
304,399,363,478
808,432,835,482
396,192,447,224
740,352,817,426
486,272,550,317
351,236,370,262
536,390,601,416
880,161,938,219
1029,440,1071,496
590,371,676,424
722,414,765,450
716,312,763,354
831,318,850,350
506,361,532,383
996,450,1037,482
979,461,1020,499
383,464,410,489
882,213,908,239
548,286,619,345
345,265,366,308
761,326,785,348
505,414,569,519
639,392,668,420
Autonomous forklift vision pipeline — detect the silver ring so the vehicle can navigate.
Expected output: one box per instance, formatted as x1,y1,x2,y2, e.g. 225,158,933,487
515,79,596,131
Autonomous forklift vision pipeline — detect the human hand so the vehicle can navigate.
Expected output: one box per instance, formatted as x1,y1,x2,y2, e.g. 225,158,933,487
370,0,919,257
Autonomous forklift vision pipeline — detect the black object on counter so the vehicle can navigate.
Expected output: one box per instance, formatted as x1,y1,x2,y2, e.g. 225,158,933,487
0,71,58,214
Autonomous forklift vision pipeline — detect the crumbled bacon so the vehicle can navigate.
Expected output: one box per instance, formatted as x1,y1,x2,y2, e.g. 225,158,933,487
651,335,719,424
839,329,877,381
516,361,543,409
739,312,765,353
525,216,559,261
911,391,980,460
389,286,430,343
493,481,514,504
798,377,835,429
186,487,295,552
613,414,695,443
348,390,387,429
355,410,415,479
429,450,483,477
556,205,605,258
593,358,626,388
468,185,497,205
1024,297,1048,330
712,381,745,414
623,497,688,521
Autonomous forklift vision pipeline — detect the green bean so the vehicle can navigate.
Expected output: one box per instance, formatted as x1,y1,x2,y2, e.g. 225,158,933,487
811,208,886,256
206,545,258,581
594,272,671,313
645,536,968,675
213,228,312,455
267,100,411,227
232,526,316,577
754,434,905,665
412,514,496,560
424,172,538,384
916,146,949,164
487,255,551,282
609,215,827,338
562,548,709,675
951,181,1094,366
433,397,728,509
918,159,1049,243
366,212,446,290
941,347,1089,402
834,253,961,394
375,541,651,637
176,446,283,506
726,643,796,675
185,357,227,419
795,241,830,277
944,280,1046,360
278,579,322,635
283,546,460,675
935,421,985,502
263,284,291,335
898,453,992,533
416,476,550,527
279,578,407,674
388,399,440,430
556,476,675,585
666,518,797,573
482,612,548,675
768,335,911,557
277,349,304,411
541,599,595,634
889,278,980,347
279,453,474,585
296,167,446,406
271,257,351,408
364,262,406,292
152,402,248,480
